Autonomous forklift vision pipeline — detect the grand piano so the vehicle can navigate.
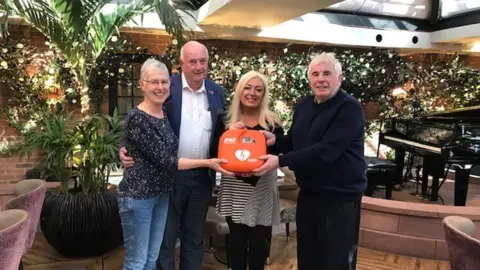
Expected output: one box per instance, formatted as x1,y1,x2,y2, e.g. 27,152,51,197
379,105,480,206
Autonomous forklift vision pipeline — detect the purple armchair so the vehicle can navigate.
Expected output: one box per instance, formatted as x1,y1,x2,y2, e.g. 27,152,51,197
0,209,30,270
4,179,47,254
442,215,480,270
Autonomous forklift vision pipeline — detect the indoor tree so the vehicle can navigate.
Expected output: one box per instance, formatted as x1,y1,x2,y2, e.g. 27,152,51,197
0,0,195,116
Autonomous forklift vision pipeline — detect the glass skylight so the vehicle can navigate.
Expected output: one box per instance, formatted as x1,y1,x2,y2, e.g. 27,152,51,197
440,0,480,18
324,0,431,19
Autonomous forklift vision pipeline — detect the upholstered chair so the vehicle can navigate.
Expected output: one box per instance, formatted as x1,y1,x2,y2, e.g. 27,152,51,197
204,206,230,268
5,179,47,252
443,215,480,270
0,209,30,270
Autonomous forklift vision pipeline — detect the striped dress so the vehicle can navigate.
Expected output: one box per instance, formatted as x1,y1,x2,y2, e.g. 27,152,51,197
215,124,284,227
216,170,280,227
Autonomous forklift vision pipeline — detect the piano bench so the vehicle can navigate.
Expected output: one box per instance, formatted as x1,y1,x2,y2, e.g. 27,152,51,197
365,157,397,200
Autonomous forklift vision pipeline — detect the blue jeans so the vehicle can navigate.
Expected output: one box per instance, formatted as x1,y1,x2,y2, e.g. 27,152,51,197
118,193,170,270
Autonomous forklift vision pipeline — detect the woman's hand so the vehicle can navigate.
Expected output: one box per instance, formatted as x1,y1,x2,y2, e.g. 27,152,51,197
119,147,134,168
207,158,235,176
229,121,245,130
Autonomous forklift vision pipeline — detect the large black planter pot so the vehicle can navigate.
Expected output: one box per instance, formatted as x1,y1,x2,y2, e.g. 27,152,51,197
40,190,123,257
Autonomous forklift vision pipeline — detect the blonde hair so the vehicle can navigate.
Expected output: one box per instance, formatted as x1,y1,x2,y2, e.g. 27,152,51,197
226,70,282,131
308,52,342,76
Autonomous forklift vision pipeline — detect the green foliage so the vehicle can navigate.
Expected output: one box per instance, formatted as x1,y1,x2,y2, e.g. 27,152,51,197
2,0,196,115
409,56,480,110
0,35,153,131
17,109,124,195
70,109,124,194
17,111,75,193
3,33,480,190
0,40,75,133
205,46,480,132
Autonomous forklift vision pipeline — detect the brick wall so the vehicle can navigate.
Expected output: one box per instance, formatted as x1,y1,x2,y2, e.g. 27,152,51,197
465,55,480,69
121,31,172,55
0,25,48,184
1,25,480,184
0,78,41,183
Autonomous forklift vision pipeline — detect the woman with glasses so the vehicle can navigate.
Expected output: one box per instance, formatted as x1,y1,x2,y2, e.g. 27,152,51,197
118,58,231,270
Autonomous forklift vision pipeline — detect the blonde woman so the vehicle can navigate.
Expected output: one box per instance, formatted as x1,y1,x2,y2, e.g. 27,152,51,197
215,70,284,270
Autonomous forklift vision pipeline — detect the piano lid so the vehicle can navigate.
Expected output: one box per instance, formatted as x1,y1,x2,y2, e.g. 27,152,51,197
423,105,480,120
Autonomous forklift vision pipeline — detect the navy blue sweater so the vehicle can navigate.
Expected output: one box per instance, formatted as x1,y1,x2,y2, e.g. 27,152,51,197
277,90,367,199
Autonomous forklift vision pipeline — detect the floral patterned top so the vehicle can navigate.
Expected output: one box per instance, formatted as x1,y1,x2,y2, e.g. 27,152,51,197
118,107,179,199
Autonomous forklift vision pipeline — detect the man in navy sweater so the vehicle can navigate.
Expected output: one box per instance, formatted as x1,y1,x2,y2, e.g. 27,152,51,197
253,52,366,270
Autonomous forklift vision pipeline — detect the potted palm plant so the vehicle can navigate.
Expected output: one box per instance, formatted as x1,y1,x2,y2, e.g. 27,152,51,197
2,0,195,256
19,109,125,257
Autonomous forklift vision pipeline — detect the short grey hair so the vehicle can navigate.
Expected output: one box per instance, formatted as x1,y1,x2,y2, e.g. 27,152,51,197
140,58,169,80
307,52,342,76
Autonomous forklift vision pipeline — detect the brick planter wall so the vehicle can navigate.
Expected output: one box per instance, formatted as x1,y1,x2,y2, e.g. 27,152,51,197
359,196,480,260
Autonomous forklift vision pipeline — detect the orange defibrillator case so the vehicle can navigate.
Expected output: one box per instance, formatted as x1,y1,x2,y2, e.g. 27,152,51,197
218,129,267,173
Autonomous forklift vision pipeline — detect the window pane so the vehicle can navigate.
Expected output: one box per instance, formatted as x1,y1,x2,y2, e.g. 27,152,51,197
118,97,133,115
133,63,142,79
134,86,143,97
118,81,132,96
134,97,143,106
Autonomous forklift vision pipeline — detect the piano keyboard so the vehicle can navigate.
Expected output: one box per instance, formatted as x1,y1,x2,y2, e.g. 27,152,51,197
383,136,442,154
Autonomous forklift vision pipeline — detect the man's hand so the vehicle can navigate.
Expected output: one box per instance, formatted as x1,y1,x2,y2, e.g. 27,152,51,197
259,130,276,146
229,121,245,130
207,158,235,176
252,155,279,176
119,147,134,168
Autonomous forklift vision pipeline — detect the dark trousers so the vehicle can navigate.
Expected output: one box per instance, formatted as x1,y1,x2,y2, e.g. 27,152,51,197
157,169,212,270
296,190,362,270
226,216,270,270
